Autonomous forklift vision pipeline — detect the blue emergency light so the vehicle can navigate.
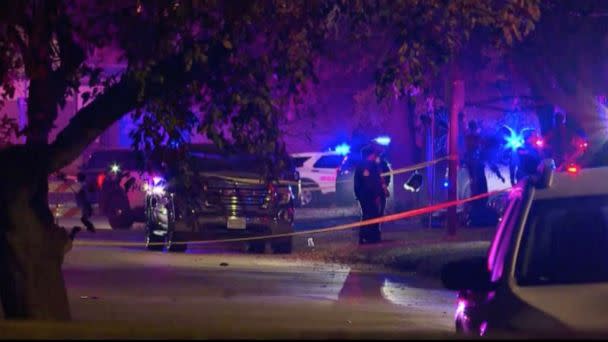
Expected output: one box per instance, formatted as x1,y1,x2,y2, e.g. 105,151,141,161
335,143,351,155
374,136,391,146
504,125,524,151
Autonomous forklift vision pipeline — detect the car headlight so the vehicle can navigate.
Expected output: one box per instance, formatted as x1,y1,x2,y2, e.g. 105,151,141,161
151,185,165,195
276,189,292,204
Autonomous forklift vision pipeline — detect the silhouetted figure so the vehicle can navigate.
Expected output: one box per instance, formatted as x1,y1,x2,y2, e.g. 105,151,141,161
75,172,95,233
545,112,576,169
354,146,384,244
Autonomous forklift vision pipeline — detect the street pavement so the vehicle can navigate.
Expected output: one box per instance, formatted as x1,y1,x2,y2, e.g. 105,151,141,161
42,215,461,338
61,237,456,338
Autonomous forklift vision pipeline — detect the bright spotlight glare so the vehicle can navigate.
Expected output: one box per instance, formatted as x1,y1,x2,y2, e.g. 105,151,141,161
110,163,120,174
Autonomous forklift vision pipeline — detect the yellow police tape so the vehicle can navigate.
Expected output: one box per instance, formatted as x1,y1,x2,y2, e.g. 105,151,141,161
74,187,509,248
200,156,454,189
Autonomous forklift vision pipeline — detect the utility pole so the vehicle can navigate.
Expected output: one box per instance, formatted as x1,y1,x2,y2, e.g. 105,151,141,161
447,59,465,236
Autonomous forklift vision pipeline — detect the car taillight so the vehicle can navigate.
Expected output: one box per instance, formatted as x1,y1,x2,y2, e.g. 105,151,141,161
96,173,106,189
566,164,580,174
532,137,544,148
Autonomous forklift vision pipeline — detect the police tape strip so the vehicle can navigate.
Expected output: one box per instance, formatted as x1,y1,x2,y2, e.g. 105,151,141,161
48,179,77,194
74,188,509,248
200,156,453,189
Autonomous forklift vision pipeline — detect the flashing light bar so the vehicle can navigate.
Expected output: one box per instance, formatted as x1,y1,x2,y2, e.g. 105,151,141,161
334,143,351,156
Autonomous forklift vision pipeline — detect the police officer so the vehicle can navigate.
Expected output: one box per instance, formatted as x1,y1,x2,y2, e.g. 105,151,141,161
354,145,384,244
75,172,96,233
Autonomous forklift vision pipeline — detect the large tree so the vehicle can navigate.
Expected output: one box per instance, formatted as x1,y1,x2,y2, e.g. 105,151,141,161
0,0,339,320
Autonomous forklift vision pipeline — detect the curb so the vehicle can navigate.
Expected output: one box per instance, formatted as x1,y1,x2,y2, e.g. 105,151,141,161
382,241,491,277
295,206,359,221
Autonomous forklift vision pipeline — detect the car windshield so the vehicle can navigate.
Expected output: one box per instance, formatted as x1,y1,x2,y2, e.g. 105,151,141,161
190,152,267,174
516,195,608,286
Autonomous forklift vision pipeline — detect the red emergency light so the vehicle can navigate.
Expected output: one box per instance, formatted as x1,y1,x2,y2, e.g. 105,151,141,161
96,173,106,189
566,164,580,174
533,137,544,148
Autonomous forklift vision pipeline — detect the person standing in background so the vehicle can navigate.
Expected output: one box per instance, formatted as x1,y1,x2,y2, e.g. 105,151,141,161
354,146,384,244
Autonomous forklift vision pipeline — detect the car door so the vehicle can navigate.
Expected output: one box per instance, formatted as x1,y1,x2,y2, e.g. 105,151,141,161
481,189,526,334
458,190,524,335
311,155,344,194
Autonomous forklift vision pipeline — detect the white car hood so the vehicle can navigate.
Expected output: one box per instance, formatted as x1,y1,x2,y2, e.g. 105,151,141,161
513,283,608,332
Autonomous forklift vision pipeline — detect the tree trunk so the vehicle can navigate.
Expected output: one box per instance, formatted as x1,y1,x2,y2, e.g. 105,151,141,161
0,42,198,321
407,95,421,163
447,60,465,236
0,146,71,320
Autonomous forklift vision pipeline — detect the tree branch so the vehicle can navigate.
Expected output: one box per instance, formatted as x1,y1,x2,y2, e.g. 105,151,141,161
48,77,139,173
48,51,205,173
7,25,29,67
51,14,86,95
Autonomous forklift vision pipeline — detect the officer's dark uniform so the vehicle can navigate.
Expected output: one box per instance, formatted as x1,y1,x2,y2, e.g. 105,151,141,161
377,157,391,216
354,151,384,244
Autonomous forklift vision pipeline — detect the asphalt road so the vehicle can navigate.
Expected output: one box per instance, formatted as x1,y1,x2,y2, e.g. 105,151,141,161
56,218,458,338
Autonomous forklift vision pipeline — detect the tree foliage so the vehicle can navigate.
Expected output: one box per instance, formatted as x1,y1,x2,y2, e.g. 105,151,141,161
508,0,608,142
0,0,347,176
321,0,541,101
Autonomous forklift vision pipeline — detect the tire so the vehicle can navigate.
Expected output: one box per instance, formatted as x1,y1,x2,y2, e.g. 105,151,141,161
165,230,188,253
131,206,146,223
245,240,265,254
271,237,293,254
145,224,164,251
298,179,319,207
104,190,133,230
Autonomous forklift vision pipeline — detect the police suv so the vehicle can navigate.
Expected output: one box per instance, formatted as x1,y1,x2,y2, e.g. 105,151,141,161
441,159,608,337
144,145,297,254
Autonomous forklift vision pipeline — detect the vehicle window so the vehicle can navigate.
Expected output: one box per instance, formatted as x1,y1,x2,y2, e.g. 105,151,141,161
313,155,344,169
516,195,608,286
292,157,310,168
340,154,360,171
487,193,523,282
190,152,267,173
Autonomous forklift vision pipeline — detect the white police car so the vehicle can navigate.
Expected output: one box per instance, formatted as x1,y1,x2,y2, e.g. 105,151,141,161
442,160,608,337
290,151,346,206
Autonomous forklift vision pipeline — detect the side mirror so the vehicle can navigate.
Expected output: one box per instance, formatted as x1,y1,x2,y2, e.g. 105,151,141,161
124,177,136,192
404,171,423,192
441,257,496,292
